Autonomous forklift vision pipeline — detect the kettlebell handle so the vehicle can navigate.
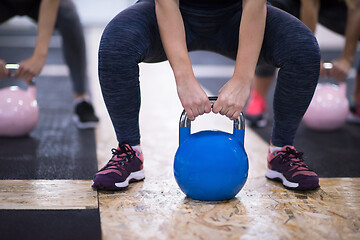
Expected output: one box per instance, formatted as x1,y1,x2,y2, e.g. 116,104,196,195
5,63,35,85
323,62,333,70
179,96,245,130
5,63,19,77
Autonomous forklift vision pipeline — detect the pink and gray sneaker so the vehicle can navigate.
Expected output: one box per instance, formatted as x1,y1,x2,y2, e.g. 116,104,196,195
266,146,319,191
92,144,145,190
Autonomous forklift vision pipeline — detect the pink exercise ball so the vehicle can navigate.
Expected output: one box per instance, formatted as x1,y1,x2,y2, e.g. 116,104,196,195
303,83,349,131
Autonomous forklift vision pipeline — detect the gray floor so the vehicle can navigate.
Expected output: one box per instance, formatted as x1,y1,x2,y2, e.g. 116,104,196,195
0,30,98,180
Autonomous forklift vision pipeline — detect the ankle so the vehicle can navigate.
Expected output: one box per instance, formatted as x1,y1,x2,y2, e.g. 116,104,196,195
131,145,142,153
269,143,286,153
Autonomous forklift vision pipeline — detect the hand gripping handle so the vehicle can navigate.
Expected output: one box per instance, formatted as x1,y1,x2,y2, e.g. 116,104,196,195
178,96,246,145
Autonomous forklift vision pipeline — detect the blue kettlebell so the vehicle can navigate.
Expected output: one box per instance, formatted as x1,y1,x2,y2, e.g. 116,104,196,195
174,97,249,201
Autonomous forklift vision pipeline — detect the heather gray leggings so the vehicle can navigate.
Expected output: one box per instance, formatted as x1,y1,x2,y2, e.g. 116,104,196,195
98,0,320,147
0,0,88,94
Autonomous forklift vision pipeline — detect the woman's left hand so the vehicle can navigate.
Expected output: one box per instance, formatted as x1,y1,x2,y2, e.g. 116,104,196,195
212,77,251,120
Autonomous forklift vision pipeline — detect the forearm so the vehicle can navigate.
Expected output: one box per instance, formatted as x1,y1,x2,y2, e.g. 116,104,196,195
233,0,266,84
342,0,360,63
155,0,194,83
33,0,60,58
300,0,320,33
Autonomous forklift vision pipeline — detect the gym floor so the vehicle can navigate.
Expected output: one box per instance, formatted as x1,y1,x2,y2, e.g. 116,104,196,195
0,5,360,240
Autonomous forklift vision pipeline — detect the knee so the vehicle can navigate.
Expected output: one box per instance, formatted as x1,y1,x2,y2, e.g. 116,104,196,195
98,21,144,88
286,30,320,65
99,17,149,65
281,30,320,83
99,27,140,65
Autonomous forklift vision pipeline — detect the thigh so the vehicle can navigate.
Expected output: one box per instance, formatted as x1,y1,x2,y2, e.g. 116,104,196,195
102,0,169,64
260,5,319,69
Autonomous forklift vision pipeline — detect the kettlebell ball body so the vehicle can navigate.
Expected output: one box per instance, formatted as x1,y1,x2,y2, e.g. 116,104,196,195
0,64,39,137
174,97,249,201
303,82,349,131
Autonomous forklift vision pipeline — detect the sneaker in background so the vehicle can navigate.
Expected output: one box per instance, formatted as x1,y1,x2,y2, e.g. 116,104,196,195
92,144,145,191
347,101,360,124
266,146,319,191
73,100,99,129
244,88,268,127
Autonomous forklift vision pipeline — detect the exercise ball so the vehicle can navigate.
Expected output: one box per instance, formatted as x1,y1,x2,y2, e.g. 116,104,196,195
174,97,248,201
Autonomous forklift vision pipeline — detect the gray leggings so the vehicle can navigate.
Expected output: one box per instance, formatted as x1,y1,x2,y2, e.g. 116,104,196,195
98,0,320,147
0,0,87,94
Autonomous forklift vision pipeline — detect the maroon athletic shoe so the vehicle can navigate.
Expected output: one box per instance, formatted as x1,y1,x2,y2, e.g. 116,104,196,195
266,146,319,190
92,144,144,190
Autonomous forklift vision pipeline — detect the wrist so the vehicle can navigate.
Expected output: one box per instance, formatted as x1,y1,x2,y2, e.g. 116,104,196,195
340,54,354,65
231,72,254,85
173,67,195,83
33,48,48,60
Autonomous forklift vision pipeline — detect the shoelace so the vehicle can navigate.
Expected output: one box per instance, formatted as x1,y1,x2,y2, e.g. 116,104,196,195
101,145,136,170
277,147,308,168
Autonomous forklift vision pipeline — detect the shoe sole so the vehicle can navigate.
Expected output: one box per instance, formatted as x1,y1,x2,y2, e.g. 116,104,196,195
265,167,299,189
265,167,319,191
115,170,145,188
347,112,360,124
73,115,99,129
92,169,145,191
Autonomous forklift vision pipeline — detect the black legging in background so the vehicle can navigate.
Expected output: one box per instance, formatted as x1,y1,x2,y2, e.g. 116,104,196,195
0,0,88,94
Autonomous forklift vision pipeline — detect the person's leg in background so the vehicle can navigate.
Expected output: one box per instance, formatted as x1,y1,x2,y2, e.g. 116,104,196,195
55,0,99,129
217,4,320,190
0,3,16,79
27,0,99,129
349,64,360,123
244,62,276,127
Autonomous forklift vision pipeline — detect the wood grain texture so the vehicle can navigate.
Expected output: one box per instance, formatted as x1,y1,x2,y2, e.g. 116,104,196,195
0,180,97,210
98,177,360,240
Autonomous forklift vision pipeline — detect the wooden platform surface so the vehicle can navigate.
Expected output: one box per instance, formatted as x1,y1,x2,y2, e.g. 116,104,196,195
0,180,96,210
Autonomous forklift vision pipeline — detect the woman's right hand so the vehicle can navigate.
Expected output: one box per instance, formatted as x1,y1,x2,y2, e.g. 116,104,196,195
176,76,211,121
329,58,352,82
